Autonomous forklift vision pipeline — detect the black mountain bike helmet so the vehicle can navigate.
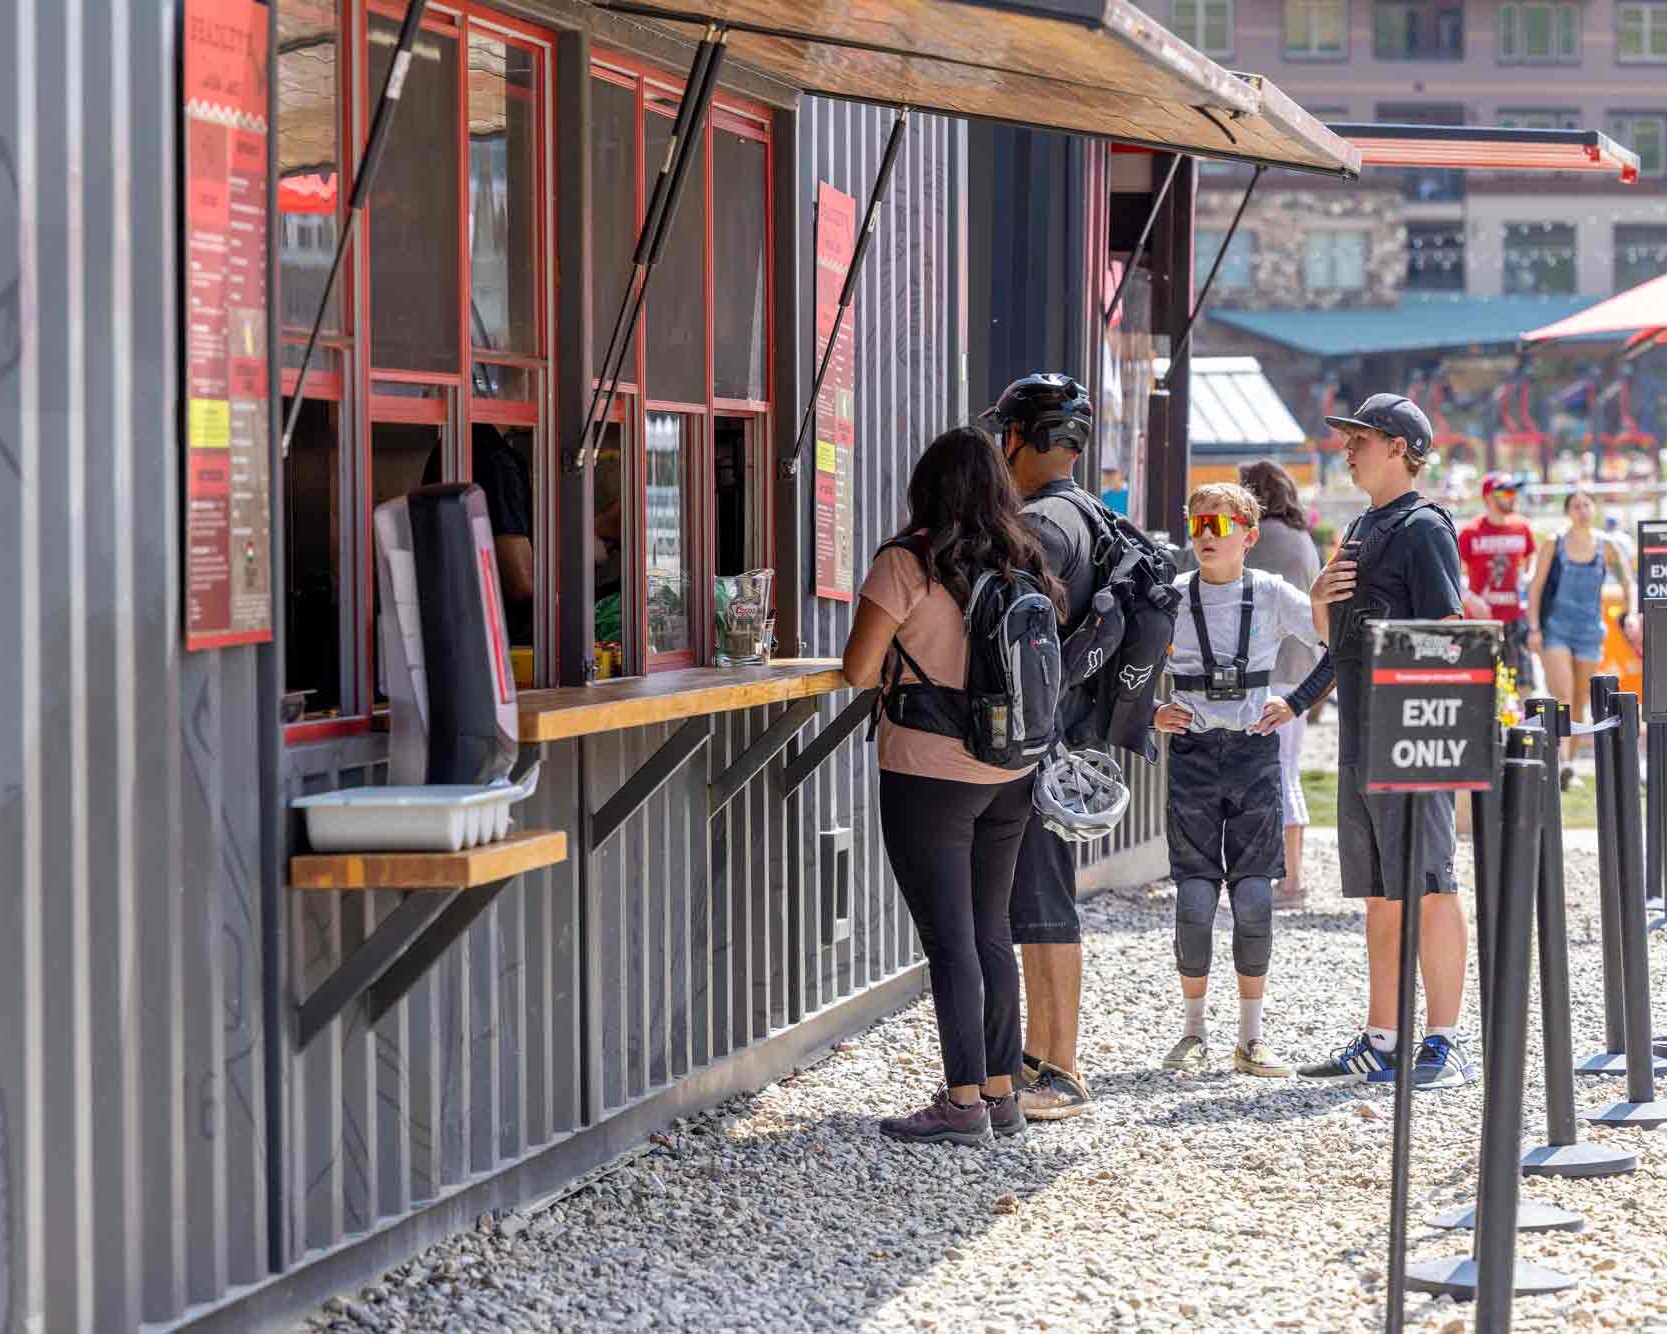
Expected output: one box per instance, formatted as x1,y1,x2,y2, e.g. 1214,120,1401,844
978,372,1093,454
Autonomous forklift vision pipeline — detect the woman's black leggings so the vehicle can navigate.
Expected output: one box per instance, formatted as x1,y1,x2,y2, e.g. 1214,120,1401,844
879,769,1035,1088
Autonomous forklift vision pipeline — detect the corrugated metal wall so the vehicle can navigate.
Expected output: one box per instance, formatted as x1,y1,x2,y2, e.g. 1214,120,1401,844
1,2,272,1330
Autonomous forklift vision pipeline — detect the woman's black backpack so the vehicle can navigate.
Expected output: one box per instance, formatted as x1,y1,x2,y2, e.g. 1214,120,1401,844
873,538,1064,771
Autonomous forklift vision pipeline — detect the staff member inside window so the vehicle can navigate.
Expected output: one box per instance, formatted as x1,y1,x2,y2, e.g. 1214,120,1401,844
1298,395,1475,1093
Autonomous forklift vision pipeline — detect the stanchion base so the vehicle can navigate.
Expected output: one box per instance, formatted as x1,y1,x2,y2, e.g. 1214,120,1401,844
1428,1199,1584,1232
1576,1050,1667,1077
1405,1256,1577,1299
1521,1140,1640,1177
1580,1099,1667,1128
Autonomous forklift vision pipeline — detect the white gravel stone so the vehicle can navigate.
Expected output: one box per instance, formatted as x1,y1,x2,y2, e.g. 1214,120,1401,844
302,715,1667,1333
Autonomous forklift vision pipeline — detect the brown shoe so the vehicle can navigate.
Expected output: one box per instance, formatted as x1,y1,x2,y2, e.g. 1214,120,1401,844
879,1088,993,1146
1016,1063,1092,1121
1020,1051,1043,1087
983,1091,1027,1139
1273,878,1306,910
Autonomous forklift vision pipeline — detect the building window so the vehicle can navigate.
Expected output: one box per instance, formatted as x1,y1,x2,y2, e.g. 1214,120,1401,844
1498,108,1582,131
1608,113,1667,178
1617,2,1667,60
1285,0,1348,56
1503,222,1578,294
1615,224,1667,289
590,60,774,674
1304,231,1369,291
1373,0,1464,58
1193,228,1257,291
1499,2,1580,62
1173,0,1235,56
1406,222,1466,291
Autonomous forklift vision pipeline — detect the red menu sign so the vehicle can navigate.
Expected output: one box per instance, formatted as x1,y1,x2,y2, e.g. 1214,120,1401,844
184,0,273,651
813,183,857,602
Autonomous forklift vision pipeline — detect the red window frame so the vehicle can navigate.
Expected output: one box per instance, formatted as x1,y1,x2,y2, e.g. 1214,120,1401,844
589,48,775,675
282,0,558,743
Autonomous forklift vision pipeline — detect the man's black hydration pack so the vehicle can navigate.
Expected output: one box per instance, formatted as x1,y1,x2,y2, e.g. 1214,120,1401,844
1327,496,1456,654
874,497,1178,768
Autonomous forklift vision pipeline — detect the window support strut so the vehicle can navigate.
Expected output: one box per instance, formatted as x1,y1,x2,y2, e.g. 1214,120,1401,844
780,107,911,481
1103,153,1183,328
1159,164,1263,390
572,25,730,469
280,0,430,458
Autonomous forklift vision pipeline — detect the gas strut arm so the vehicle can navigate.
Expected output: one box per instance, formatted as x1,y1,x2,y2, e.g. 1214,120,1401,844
781,106,911,481
1103,153,1182,329
1159,164,1263,390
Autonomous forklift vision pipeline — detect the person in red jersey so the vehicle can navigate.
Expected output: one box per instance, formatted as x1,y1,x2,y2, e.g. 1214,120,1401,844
1458,472,1536,680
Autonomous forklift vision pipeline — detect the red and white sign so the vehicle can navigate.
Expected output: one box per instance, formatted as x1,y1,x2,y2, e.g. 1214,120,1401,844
813,182,857,603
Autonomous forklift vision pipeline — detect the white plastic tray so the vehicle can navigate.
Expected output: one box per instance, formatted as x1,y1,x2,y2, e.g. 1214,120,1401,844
294,764,541,854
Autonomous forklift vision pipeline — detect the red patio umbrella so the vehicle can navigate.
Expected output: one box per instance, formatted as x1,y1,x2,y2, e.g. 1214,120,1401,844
1522,272,1667,345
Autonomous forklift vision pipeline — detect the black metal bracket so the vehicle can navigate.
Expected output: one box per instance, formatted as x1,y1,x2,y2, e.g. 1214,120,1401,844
361,877,518,1029
1103,153,1181,329
708,697,818,816
779,689,878,797
591,715,713,848
1158,163,1263,390
780,108,911,482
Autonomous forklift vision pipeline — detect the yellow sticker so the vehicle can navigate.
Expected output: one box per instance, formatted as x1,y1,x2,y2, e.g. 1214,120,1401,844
816,438,836,473
189,398,231,448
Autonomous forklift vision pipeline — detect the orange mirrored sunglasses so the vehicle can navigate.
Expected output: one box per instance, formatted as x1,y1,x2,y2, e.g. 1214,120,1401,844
1186,513,1251,539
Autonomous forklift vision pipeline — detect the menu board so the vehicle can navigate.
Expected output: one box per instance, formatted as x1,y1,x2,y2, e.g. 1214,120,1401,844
183,0,273,650
813,182,856,603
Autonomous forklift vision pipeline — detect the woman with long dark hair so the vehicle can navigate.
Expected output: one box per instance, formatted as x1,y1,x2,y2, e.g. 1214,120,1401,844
1238,460,1323,908
843,426,1064,1147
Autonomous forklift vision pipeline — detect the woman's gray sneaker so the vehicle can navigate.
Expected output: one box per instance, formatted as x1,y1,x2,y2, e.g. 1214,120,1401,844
983,1091,1027,1139
879,1087,993,1147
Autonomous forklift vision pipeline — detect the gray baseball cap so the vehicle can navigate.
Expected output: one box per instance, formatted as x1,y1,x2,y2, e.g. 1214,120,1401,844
1324,393,1433,459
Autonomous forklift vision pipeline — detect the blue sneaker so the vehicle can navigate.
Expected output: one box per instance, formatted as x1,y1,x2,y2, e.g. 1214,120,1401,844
1297,1032,1397,1085
1412,1034,1475,1090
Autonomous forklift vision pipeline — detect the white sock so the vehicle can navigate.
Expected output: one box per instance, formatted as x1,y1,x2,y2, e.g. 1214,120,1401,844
1425,1025,1459,1042
1183,995,1207,1041
1368,1026,1397,1053
1238,997,1264,1047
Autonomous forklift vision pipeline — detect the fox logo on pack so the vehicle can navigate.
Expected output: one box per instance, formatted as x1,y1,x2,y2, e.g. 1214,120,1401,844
1119,662,1153,692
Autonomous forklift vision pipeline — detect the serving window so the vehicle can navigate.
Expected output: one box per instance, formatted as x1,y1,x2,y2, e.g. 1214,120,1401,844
277,0,554,736
588,54,773,678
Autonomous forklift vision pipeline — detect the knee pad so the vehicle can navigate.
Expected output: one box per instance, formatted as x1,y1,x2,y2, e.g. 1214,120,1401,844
1231,876,1274,977
1173,877,1219,977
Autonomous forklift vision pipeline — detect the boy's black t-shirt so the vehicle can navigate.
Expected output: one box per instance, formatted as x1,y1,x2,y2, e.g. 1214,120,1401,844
1333,490,1464,766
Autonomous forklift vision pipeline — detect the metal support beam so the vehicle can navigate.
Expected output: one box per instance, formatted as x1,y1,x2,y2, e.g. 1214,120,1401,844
780,690,878,797
294,892,456,1050
1160,165,1263,389
1102,153,1180,329
708,698,818,816
781,108,910,479
591,716,713,848
362,879,517,1030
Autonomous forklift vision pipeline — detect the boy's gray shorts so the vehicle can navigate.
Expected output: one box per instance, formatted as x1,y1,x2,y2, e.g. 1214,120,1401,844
1336,763,1459,900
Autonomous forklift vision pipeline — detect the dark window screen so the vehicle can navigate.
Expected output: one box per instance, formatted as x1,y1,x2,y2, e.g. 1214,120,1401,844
278,0,340,333
368,16,460,372
592,77,638,376
712,128,767,401
642,111,706,405
469,34,539,354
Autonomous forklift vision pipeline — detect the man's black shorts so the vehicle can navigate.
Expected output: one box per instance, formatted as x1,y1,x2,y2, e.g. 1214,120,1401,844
1337,763,1458,899
1009,811,1081,945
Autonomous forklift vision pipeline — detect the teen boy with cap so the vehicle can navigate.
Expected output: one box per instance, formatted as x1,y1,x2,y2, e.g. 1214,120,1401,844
982,373,1100,1120
1300,394,1475,1091
1458,472,1535,681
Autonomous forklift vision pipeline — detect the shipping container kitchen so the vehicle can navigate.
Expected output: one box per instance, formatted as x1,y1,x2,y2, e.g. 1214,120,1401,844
0,1,1358,1327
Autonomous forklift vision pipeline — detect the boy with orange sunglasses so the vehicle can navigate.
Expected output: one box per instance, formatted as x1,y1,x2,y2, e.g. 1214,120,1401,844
1155,483,1333,1077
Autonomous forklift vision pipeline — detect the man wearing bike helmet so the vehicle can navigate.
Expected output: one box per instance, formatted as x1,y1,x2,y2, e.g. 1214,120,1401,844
981,373,1101,1120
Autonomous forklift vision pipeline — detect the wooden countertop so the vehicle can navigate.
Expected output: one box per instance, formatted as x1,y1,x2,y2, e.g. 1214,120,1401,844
517,659,850,743
290,829,568,891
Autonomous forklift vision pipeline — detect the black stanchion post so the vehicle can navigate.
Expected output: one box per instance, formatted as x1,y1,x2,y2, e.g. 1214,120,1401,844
1471,780,1501,1043
1522,700,1638,1178
1408,727,1577,1308
1636,517,1667,929
1577,676,1637,1076
1385,811,1422,1334
1582,692,1667,1127
1647,719,1664,915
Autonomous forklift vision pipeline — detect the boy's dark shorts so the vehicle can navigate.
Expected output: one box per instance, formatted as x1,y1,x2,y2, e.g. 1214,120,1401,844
1166,729,1285,883
1009,811,1081,945
1336,763,1458,899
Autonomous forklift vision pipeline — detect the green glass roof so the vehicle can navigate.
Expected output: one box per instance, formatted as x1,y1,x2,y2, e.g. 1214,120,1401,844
1209,294,1598,358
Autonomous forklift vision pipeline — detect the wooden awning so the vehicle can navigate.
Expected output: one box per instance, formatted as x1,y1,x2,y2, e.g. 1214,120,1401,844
590,0,1361,176
1333,124,1640,182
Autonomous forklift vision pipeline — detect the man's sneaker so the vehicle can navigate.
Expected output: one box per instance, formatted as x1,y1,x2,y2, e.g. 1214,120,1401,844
984,1091,1027,1139
1020,1051,1043,1088
1413,1034,1475,1090
1162,1035,1209,1073
1297,1032,1397,1084
879,1087,993,1147
1017,1063,1092,1120
1234,1038,1294,1078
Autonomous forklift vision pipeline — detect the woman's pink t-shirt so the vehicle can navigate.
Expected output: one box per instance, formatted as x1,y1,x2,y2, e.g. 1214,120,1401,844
857,545,1030,785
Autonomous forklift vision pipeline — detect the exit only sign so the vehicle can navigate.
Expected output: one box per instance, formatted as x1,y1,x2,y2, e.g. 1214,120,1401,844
1366,620,1501,793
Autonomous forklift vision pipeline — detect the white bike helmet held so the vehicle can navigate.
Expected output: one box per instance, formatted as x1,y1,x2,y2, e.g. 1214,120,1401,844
1033,749,1130,844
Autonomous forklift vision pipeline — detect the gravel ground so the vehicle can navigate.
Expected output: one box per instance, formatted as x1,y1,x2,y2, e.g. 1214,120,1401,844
303,722,1667,1334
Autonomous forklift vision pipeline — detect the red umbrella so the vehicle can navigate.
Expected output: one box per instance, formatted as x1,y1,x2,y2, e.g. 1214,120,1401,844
1522,272,1667,344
